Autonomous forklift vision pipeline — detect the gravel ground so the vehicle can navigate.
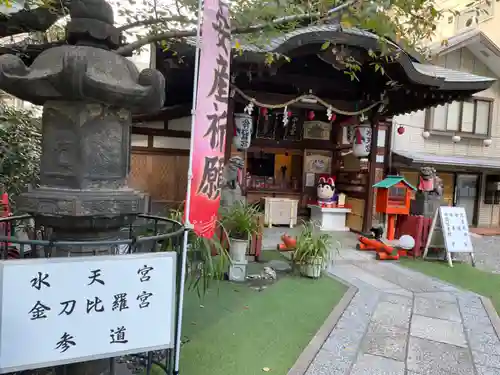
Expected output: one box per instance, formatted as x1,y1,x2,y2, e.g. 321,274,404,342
467,235,500,274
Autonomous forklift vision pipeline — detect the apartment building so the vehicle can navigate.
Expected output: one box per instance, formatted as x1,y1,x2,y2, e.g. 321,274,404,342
392,1,500,227
433,0,499,47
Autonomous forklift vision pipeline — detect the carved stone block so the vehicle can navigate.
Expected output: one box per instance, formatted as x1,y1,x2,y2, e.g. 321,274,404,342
40,101,130,190
18,187,144,218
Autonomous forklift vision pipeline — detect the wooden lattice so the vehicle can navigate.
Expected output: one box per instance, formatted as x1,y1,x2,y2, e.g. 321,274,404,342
129,152,189,205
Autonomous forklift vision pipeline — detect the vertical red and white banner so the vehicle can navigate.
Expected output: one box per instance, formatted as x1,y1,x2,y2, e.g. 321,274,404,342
187,0,231,238
176,1,231,372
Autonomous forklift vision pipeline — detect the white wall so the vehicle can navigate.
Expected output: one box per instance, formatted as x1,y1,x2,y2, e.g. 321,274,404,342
393,47,499,158
392,47,500,227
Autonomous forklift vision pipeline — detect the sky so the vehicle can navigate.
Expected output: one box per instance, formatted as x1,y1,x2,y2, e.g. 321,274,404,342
0,0,152,68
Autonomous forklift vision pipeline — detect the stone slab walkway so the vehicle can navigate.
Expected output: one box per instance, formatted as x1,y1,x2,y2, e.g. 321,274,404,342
306,247,500,375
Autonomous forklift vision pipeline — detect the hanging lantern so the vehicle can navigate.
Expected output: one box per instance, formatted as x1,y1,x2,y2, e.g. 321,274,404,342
244,102,254,115
326,107,332,120
287,111,292,118
397,126,405,135
308,110,315,120
352,123,372,159
233,113,253,150
260,107,268,116
282,106,289,126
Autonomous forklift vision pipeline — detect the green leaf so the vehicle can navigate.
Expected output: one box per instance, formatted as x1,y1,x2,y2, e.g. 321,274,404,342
321,41,331,51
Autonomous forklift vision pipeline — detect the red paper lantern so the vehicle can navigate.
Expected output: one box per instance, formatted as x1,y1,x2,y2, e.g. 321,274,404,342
260,107,268,116
308,111,315,120
287,111,292,117
330,113,337,122
397,126,405,135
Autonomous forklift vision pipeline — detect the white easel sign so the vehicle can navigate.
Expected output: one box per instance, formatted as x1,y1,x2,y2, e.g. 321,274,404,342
0,252,177,373
423,206,475,267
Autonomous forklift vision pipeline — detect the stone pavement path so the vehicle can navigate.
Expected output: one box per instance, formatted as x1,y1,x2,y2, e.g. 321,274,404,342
306,247,500,375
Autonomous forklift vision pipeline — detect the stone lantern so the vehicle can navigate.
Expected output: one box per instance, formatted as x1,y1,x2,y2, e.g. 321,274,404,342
0,0,165,373
0,0,165,251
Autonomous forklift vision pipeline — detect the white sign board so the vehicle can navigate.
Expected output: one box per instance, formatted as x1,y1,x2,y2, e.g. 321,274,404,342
423,206,475,267
439,206,473,253
0,252,177,373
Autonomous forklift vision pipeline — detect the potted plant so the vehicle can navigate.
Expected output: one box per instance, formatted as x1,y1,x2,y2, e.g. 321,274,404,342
294,221,333,278
164,203,230,296
219,202,260,262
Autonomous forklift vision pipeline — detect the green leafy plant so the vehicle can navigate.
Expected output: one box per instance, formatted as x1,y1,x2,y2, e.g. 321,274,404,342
219,202,261,240
0,103,41,212
294,221,333,270
166,202,230,298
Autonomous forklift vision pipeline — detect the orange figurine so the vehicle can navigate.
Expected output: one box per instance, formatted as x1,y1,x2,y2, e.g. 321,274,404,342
277,234,297,251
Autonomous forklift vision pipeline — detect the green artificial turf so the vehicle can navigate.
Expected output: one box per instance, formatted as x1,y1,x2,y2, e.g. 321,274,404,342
158,251,347,375
399,258,500,313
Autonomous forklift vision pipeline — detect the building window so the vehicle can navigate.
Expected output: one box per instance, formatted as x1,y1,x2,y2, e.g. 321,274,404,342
484,175,500,205
426,98,493,137
456,0,494,31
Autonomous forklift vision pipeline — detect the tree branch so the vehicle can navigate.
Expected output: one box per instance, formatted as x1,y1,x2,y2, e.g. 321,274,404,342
0,3,68,38
116,16,195,32
0,40,66,61
116,0,356,55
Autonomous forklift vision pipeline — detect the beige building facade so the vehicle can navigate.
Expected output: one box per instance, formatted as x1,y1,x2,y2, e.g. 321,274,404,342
392,16,500,227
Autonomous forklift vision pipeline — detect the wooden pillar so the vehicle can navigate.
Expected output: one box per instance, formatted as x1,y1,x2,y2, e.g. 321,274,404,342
383,119,393,176
362,117,380,232
224,96,235,162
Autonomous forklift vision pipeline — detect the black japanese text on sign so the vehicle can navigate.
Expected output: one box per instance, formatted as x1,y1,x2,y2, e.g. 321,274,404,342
27,265,155,353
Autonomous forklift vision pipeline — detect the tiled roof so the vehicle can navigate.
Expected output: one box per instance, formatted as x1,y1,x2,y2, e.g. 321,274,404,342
412,62,495,83
236,24,398,52
373,175,416,190
186,24,402,53
183,24,495,86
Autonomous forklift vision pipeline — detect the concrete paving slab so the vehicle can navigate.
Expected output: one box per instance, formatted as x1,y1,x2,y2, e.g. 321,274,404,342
415,291,458,303
370,301,411,328
476,365,500,375
465,326,500,356
413,296,461,322
407,337,474,375
322,327,364,358
379,293,413,307
352,272,402,291
462,309,493,327
349,354,405,375
305,348,352,375
410,315,467,347
472,350,500,369
334,292,379,333
381,288,413,298
360,321,407,361
457,294,484,310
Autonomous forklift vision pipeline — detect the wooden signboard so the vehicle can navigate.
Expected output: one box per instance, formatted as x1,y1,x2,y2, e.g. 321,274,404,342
423,206,475,267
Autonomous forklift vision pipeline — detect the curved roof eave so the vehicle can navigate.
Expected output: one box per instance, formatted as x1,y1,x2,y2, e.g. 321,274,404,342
169,24,496,93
